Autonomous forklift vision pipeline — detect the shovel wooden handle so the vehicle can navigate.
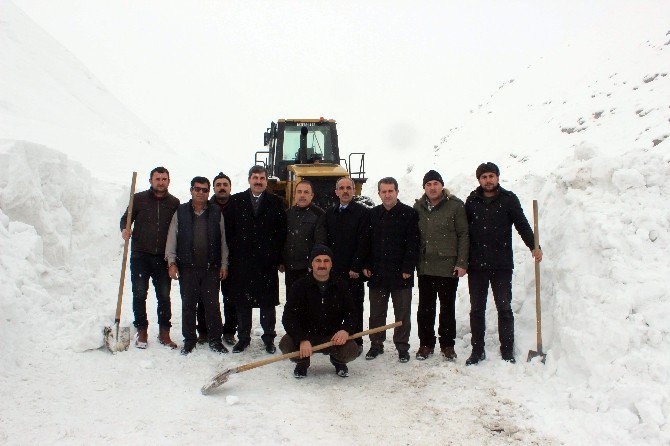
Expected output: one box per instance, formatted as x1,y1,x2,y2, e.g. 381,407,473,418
115,172,138,323
234,321,402,374
533,200,543,353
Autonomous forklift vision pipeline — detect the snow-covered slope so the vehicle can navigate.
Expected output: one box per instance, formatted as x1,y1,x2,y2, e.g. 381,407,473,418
415,10,670,444
0,0,181,182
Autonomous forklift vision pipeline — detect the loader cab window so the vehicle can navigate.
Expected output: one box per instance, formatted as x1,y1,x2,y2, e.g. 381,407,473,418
281,125,336,162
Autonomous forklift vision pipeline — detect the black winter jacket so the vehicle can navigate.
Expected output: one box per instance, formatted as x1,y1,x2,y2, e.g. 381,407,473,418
120,189,180,256
283,204,326,270
325,201,371,276
282,275,357,342
225,189,287,307
465,186,535,270
367,201,420,290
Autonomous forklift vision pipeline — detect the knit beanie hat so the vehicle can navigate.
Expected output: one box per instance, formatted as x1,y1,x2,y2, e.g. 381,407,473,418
476,162,500,179
422,170,444,187
309,244,334,264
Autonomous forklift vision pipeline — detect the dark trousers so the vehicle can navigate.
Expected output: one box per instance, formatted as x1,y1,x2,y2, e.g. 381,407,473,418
417,275,459,348
334,272,365,346
368,287,412,352
196,281,237,336
221,283,237,336
179,267,223,344
130,251,172,329
279,334,360,366
468,269,514,355
236,305,276,344
285,269,309,294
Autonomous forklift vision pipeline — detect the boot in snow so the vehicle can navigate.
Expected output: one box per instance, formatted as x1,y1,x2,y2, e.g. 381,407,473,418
158,327,178,349
135,328,148,349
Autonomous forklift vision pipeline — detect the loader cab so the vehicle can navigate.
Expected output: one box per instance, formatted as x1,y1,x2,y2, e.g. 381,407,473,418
256,117,367,209
264,119,340,181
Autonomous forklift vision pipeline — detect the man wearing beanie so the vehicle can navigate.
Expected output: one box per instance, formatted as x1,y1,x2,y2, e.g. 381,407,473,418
464,162,542,365
280,244,360,378
413,170,469,361
364,177,420,363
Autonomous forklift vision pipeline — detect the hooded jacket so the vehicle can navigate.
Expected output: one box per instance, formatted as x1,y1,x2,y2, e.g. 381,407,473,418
414,189,469,277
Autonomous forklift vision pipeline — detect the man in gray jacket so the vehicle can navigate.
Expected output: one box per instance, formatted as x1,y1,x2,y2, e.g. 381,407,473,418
165,176,229,355
414,170,469,361
280,180,327,292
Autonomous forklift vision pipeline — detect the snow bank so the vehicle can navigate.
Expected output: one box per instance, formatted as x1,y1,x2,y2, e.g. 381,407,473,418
532,143,670,440
0,140,129,363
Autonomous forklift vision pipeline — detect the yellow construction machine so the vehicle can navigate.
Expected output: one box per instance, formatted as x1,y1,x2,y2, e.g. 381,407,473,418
255,118,370,209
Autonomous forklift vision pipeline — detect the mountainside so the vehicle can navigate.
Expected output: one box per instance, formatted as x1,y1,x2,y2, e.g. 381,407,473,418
0,0,176,182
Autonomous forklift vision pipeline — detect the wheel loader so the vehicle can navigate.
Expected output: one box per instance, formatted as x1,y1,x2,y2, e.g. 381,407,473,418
254,118,370,209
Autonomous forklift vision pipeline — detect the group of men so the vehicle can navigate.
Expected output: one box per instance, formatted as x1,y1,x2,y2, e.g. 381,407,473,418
120,161,542,378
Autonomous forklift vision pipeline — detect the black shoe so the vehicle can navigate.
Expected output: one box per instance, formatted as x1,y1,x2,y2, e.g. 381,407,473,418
232,340,249,353
222,334,237,346
180,342,196,356
465,351,486,366
196,332,209,344
209,341,229,354
502,352,516,363
365,346,384,360
330,358,349,378
398,351,410,363
294,363,308,379
264,342,277,354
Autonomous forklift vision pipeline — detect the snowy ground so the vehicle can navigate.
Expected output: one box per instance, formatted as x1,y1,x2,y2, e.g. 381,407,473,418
1,1,670,445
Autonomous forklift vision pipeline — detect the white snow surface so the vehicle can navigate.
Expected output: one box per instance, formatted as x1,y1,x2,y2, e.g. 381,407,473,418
1,1,669,445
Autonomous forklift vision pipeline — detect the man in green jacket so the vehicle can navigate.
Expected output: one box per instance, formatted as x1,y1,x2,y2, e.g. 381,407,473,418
414,170,469,361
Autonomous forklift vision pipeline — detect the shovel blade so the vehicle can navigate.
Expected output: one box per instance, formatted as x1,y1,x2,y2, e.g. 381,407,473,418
201,369,233,395
104,325,131,353
527,350,547,364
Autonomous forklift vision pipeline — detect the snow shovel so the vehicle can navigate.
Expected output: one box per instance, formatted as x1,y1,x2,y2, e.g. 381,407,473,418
201,321,402,394
104,171,137,353
527,200,547,364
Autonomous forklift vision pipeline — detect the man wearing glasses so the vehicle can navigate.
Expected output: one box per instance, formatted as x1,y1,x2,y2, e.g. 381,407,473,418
165,176,229,355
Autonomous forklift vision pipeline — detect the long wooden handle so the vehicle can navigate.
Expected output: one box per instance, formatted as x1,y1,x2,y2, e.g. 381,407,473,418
234,321,402,374
533,200,543,352
115,172,138,323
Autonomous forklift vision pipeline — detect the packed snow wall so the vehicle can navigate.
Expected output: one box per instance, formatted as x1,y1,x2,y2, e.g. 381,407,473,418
0,140,129,365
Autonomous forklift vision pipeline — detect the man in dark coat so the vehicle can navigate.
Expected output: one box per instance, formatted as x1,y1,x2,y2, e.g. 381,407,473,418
363,177,420,363
165,176,229,355
324,177,370,350
414,170,469,362
195,172,237,346
280,245,360,378
225,166,287,354
280,180,326,292
120,166,180,349
464,162,542,365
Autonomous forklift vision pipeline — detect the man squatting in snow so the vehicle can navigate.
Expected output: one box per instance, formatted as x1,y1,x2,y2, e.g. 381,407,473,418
165,176,229,355
120,166,180,349
464,162,542,365
280,244,360,378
